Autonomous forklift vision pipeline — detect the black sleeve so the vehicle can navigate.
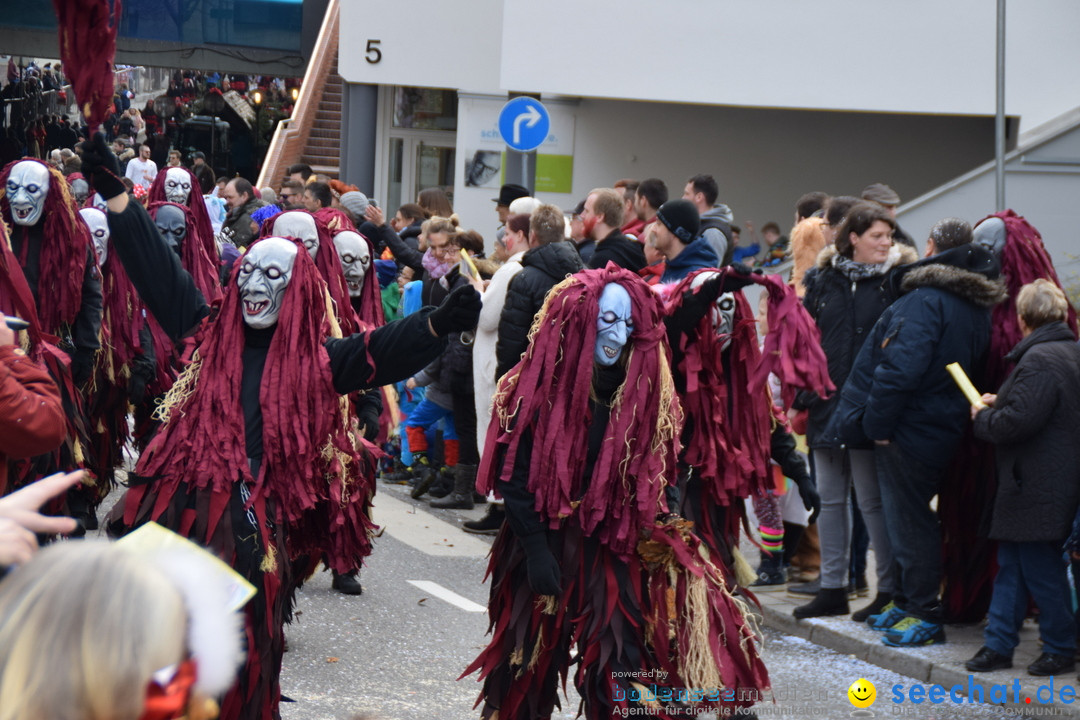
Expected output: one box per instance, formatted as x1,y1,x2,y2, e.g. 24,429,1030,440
72,245,103,353
107,199,209,341
326,308,447,394
497,427,546,538
357,221,383,254
770,423,810,484
494,273,533,378
378,224,424,273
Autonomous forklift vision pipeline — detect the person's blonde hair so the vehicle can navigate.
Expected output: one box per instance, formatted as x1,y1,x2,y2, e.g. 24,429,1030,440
1016,278,1069,329
588,188,625,229
0,542,187,720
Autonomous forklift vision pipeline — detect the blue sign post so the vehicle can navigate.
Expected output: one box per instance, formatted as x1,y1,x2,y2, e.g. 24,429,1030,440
498,97,550,153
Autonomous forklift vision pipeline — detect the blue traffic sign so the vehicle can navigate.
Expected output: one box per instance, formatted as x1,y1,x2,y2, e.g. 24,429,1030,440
498,97,550,153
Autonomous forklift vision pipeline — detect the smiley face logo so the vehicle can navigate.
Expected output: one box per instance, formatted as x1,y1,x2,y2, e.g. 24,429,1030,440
848,678,876,708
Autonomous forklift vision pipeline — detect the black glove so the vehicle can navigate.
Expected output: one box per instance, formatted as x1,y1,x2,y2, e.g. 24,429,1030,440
78,132,126,201
793,472,821,525
428,284,481,337
71,349,95,387
666,273,726,336
357,406,380,442
722,262,760,292
519,531,561,596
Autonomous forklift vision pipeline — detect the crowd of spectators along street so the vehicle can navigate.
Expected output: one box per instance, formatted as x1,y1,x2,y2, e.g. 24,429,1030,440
0,109,1079,719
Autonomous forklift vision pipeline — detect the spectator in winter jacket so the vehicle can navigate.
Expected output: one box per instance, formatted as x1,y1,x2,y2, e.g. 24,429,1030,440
966,279,1080,677
583,188,646,273
496,205,585,377
834,218,1006,648
650,199,717,284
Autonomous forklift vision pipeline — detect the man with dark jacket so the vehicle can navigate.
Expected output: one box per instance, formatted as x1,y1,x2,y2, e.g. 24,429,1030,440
495,209,584,377
832,219,1006,648
650,199,718,284
683,174,733,266
221,177,262,248
583,188,646,273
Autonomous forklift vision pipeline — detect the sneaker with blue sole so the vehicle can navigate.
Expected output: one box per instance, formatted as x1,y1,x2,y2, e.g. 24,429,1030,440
866,601,906,631
882,616,946,647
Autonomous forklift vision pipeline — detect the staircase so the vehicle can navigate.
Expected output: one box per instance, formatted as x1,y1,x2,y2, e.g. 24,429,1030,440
257,0,342,188
301,61,342,179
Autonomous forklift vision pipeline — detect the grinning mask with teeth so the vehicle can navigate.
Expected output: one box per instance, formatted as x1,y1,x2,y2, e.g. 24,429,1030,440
80,208,110,266
332,231,371,298
6,161,50,226
164,167,193,204
595,283,633,366
70,178,89,205
690,270,737,351
273,211,319,259
237,237,297,328
154,204,188,256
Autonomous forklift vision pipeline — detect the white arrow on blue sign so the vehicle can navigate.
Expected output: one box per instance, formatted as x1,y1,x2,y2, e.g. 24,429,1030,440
498,97,550,153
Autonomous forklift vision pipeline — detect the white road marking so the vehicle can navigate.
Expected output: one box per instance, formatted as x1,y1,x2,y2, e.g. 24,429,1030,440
407,580,487,613
372,493,492,557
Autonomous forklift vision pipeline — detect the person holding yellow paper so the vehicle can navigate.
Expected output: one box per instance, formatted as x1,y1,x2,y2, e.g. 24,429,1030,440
965,280,1080,677
828,218,1006,648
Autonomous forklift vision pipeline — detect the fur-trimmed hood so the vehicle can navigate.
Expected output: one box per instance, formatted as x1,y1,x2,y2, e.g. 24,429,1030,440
814,242,919,272
896,244,1007,309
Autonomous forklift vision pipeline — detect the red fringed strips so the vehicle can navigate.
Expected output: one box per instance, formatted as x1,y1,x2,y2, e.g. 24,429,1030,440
147,169,222,299
52,0,121,132
478,265,682,561
147,201,223,306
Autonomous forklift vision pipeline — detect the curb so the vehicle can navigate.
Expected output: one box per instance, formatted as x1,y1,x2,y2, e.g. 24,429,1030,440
757,603,1080,718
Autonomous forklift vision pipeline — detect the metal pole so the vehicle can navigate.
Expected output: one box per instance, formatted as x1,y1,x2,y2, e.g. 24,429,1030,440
995,0,1006,210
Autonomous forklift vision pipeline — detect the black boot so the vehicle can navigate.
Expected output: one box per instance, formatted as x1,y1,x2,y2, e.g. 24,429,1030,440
852,592,893,622
463,504,505,535
430,463,476,509
332,570,363,595
428,466,454,499
409,452,437,499
380,457,409,484
793,587,849,619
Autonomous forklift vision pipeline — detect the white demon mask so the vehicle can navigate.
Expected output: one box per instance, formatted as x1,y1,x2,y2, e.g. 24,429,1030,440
6,161,50,226
237,237,298,329
154,204,188,256
164,167,193,204
332,231,371,298
70,178,89,205
691,270,736,351
595,283,633,366
80,208,110,266
273,211,319,259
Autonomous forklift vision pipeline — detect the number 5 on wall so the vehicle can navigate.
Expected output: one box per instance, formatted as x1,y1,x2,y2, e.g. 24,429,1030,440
366,40,382,64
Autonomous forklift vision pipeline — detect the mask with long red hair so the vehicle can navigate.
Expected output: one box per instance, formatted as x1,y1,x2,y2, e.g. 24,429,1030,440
0,158,91,334
148,165,219,281
127,236,374,567
477,264,682,560
147,201,223,305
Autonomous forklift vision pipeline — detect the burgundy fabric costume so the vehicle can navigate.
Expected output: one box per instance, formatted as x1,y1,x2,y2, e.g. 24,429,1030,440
663,270,832,567
0,221,85,496
119,239,377,720
940,210,1079,623
466,266,770,720
0,160,91,335
148,166,221,292
52,0,120,132
147,200,223,305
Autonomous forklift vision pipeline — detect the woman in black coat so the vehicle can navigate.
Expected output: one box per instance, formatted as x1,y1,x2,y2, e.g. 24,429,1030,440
790,201,917,620
967,279,1080,677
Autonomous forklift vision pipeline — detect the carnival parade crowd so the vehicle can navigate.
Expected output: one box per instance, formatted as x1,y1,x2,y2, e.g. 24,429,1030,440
0,78,1079,720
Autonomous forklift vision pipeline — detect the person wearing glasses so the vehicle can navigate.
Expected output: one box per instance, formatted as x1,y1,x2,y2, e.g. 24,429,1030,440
277,179,304,211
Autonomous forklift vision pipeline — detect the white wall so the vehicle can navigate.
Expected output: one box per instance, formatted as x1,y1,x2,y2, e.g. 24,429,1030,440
342,0,1080,133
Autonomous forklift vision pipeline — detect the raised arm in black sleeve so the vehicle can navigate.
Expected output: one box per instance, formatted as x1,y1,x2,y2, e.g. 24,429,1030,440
106,199,209,342
325,308,446,394
377,223,424,274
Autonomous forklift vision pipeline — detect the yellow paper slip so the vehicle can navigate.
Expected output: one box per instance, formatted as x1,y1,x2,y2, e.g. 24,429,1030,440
118,521,257,611
946,362,986,409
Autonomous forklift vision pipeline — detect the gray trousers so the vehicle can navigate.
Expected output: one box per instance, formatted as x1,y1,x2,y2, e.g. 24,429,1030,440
814,447,895,593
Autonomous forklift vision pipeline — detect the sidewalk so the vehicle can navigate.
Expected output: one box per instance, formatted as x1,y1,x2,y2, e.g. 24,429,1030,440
750,569,1080,717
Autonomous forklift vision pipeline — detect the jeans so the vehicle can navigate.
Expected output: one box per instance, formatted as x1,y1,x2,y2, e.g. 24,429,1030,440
814,448,895,593
406,398,457,439
985,541,1077,658
875,442,942,622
